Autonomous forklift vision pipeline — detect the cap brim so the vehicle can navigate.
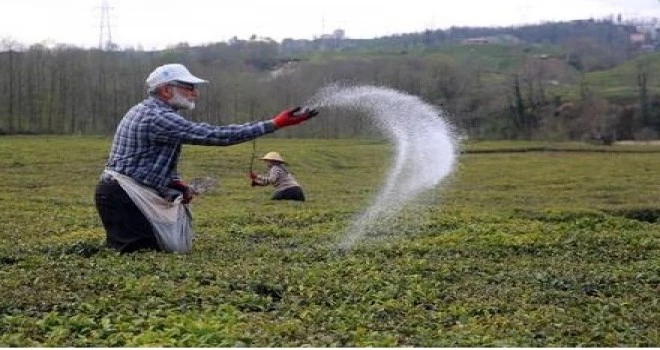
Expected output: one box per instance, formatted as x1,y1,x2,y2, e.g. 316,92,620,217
178,74,209,85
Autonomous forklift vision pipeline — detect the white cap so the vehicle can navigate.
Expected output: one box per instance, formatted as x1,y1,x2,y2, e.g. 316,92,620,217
145,63,208,89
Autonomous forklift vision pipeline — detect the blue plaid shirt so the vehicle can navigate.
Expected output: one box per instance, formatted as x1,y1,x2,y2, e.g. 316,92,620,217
105,97,276,192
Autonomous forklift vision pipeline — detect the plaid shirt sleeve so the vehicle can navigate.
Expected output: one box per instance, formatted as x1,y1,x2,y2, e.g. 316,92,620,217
151,109,276,146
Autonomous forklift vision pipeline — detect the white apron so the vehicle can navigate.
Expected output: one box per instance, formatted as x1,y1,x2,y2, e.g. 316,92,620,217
103,170,194,253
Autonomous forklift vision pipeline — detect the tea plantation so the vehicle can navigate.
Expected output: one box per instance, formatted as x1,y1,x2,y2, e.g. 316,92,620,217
0,136,658,346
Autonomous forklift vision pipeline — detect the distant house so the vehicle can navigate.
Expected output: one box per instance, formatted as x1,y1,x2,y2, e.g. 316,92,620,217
635,24,660,41
461,38,490,45
630,32,646,45
460,35,522,45
319,29,345,40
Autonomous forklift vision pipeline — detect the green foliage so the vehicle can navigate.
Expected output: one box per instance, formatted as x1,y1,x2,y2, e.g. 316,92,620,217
0,136,659,346
583,52,660,102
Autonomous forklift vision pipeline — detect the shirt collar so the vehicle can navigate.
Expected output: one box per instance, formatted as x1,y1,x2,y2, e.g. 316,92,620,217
145,96,175,112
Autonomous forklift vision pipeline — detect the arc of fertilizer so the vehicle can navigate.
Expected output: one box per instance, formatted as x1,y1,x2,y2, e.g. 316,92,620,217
304,84,460,250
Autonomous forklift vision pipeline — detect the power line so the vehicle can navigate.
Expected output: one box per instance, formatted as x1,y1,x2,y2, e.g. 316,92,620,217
99,1,113,50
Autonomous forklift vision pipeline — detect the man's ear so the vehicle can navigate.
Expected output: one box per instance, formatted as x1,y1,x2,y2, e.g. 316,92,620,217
158,85,173,100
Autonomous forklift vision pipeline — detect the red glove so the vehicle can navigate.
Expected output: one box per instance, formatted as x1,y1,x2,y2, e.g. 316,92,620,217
168,179,193,204
271,106,318,129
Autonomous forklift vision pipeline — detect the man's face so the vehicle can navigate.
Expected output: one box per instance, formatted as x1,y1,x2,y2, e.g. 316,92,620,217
167,81,198,110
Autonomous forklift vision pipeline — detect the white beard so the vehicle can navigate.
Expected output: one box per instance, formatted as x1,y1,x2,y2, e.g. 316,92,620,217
169,90,195,110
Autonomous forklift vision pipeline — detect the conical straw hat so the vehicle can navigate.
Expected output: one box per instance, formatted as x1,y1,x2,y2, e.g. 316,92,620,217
261,151,286,163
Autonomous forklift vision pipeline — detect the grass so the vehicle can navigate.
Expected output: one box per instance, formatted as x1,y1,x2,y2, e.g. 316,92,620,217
0,135,659,346
581,51,660,102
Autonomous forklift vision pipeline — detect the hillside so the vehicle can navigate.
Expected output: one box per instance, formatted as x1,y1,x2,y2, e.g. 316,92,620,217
584,52,660,102
2,18,660,140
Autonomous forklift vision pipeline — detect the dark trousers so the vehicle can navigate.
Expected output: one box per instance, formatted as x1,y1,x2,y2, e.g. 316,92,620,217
272,186,305,202
94,180,161,253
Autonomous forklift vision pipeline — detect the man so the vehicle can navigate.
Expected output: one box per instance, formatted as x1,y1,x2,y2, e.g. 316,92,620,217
94,63,318,253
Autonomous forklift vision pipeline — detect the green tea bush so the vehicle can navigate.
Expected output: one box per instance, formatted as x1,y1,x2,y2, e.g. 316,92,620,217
0,136,658,346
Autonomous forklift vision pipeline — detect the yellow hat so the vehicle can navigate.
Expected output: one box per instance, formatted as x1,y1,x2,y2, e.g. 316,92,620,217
261,151,286,163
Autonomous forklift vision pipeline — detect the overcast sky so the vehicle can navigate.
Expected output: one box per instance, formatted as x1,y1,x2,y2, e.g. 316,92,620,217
2,0,660,50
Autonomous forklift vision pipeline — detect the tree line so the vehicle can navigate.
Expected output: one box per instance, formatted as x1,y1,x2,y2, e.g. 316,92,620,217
1,18,660,141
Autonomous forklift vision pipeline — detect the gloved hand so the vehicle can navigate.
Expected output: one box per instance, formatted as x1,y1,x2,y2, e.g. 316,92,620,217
271,106,319,129
168,179,194,204
248,172,258,180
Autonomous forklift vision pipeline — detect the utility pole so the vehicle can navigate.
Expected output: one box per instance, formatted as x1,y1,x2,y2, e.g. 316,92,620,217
99,0,113,50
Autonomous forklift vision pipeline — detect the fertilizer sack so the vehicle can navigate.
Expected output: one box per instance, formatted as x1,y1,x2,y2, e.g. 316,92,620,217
104,170,194,253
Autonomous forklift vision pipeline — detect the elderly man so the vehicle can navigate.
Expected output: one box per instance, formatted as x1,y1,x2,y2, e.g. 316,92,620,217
94,63,317,253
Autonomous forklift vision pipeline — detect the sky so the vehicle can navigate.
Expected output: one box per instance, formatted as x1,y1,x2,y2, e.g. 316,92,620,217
1,0,660,50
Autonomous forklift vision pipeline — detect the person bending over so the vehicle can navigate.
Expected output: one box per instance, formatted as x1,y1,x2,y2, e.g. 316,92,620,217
249,151,305,202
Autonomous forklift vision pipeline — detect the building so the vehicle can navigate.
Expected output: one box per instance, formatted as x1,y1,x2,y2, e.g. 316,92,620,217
460,37,490,45
629,32,646,45
319,29,345,40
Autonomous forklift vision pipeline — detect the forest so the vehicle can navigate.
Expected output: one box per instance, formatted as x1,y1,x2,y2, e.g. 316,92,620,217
2,17,660,140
